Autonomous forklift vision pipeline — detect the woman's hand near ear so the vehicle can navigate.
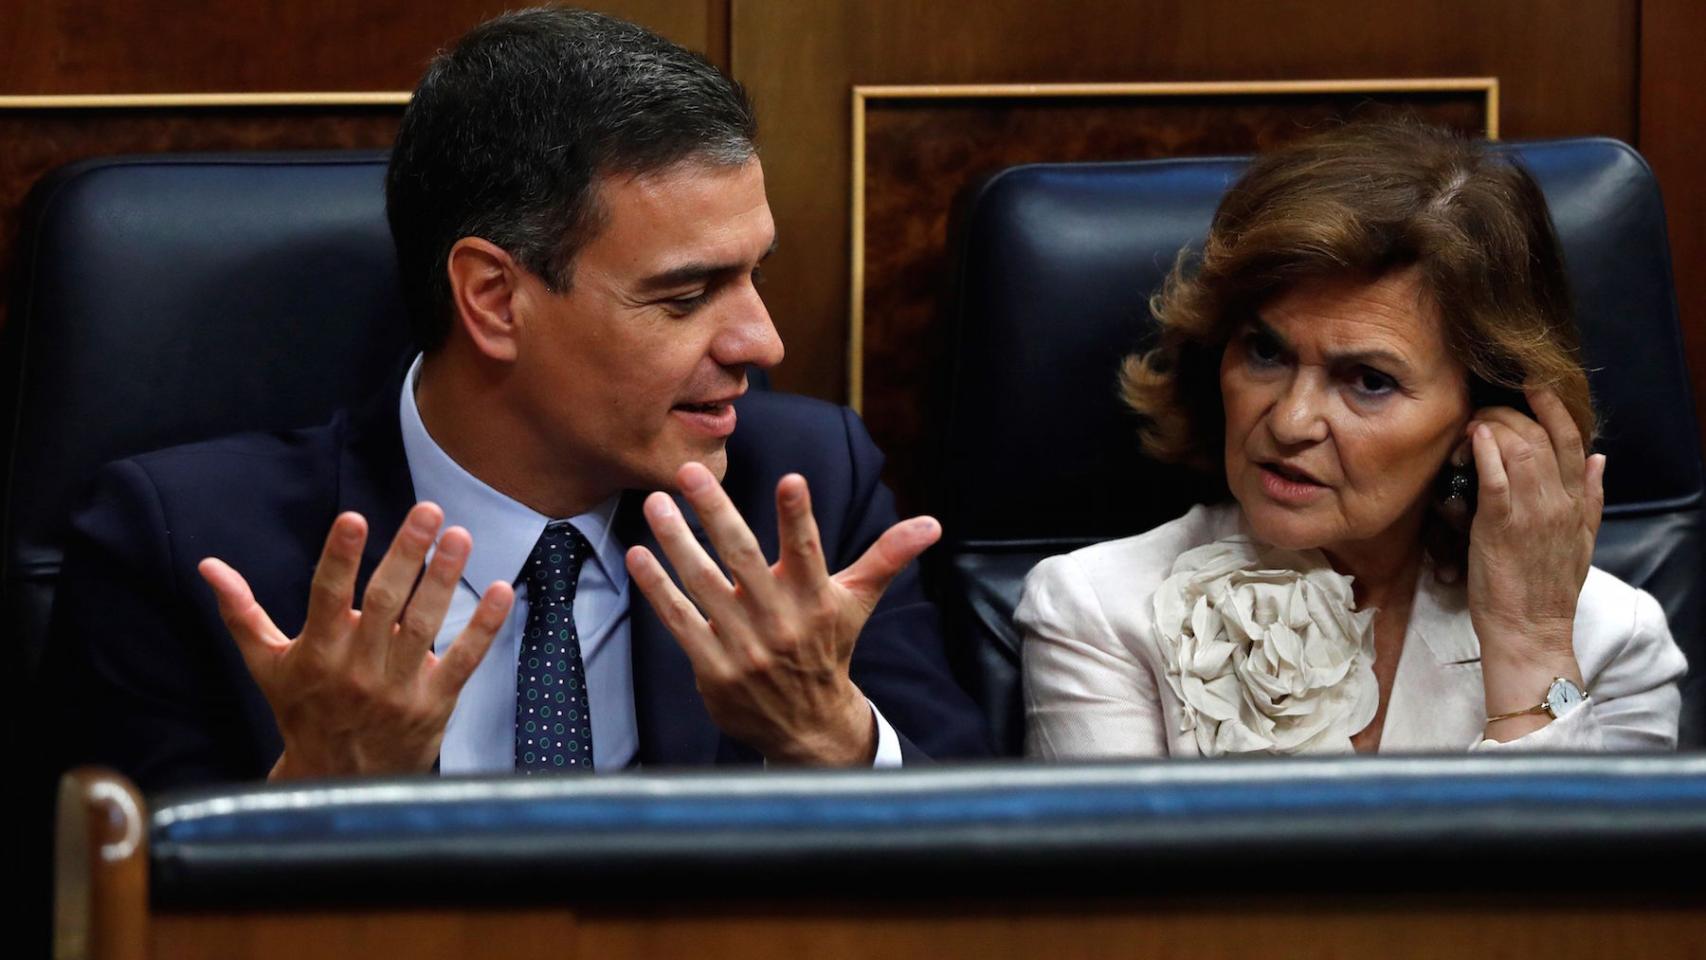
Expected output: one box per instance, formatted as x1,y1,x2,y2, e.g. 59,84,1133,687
1465,387,1601,740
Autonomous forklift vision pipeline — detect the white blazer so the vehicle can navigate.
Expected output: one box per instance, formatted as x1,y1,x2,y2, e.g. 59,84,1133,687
1017,503,1688,757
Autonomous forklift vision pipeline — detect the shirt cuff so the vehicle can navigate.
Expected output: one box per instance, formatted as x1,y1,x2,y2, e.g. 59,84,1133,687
757,699,904,769
870,699,903,768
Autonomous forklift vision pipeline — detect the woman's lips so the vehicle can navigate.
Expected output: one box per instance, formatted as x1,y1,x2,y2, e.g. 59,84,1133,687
1257,462,1328,504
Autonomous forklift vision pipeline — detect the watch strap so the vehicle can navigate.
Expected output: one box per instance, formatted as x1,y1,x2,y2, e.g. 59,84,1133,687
1485,701,1550,723
1486,676,1586,724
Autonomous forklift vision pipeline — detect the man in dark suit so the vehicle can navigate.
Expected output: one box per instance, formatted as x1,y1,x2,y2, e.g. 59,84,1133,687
44,7,990,792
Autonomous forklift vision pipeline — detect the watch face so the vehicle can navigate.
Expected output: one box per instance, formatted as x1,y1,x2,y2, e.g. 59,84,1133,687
1546,678,1586,717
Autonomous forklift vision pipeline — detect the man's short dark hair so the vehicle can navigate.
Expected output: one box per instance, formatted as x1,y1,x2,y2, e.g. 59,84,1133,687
385,6,758,351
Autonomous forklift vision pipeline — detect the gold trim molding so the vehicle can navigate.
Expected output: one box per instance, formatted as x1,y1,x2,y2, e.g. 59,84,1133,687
0,92,410,109
847,77,1500,411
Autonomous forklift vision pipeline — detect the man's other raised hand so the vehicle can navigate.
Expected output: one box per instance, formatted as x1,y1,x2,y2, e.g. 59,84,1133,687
625,462,941,766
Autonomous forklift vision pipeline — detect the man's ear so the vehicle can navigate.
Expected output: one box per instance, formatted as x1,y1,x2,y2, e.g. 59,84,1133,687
446,237,525,362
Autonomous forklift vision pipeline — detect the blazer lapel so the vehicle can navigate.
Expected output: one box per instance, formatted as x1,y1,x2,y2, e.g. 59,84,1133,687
618,488,725,767
1381,573,1489,751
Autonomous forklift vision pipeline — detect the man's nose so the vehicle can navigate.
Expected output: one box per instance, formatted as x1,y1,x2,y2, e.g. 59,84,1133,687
1267,373,1329,445
715,285,785,370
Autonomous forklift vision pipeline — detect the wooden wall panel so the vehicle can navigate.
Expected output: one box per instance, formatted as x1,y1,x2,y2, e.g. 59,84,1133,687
1640,0,1706,446
0,1,726,93
735,0,1642,499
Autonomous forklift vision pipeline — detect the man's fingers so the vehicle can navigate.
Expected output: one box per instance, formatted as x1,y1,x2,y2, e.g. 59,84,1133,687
302,512,367,649
675,462,782,609
1526,386,1587,497
430,580,513,701
625,545,730,676
775,474,831,592
641,490,740,620
834,516,942,611
198,557,289,673
355,502,444,667
390,525,472,683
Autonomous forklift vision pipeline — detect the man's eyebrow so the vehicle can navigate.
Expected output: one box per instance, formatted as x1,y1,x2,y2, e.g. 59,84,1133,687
634,238,779,295
1248,319,1415,373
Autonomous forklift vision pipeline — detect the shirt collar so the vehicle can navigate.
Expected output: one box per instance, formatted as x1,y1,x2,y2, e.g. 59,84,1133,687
397,354,626,592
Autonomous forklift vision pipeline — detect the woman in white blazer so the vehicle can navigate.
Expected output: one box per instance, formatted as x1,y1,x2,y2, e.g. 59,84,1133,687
1018,121,1687,758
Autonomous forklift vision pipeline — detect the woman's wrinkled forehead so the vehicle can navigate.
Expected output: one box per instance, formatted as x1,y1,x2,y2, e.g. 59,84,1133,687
1253,268,1464,379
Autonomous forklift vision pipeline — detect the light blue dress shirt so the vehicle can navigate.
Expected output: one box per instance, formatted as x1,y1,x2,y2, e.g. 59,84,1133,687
399,358,636,773
397,357,899,772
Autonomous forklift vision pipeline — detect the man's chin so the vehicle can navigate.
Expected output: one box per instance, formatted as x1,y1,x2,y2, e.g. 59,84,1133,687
635,445,729,492
697,447,730,481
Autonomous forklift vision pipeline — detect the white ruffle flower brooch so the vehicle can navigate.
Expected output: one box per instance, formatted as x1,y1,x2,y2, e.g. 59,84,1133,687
1152,536,1378,756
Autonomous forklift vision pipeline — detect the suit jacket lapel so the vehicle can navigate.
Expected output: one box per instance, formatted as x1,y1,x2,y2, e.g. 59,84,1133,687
618,488,725,767
337,374,416,590
1381,572,1489,750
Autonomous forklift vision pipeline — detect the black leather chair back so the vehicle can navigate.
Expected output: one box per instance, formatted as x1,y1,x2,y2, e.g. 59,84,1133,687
937,139,1706,752
2,152,415,955
2,152,414,678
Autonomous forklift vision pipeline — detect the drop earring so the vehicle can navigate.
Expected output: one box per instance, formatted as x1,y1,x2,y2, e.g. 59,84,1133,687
1444,464,1472,503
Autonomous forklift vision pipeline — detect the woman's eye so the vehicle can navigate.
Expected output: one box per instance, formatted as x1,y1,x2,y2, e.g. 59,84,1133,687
1246,330,1284,366
1351,367,1398,397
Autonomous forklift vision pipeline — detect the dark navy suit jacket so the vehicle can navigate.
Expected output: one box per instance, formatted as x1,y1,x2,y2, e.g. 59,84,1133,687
42,388,992,792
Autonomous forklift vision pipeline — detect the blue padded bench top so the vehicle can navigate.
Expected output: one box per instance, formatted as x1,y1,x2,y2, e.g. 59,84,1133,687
150,755,1706,907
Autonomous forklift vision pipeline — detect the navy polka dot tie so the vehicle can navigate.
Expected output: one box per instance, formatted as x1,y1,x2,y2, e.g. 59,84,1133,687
515,521,594,774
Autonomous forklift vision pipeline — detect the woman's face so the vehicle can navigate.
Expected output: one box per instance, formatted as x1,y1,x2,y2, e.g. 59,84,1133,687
1219,267,1472,567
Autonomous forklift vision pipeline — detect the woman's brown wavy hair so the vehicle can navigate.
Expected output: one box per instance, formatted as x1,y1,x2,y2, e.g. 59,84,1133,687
1121,119,1595,479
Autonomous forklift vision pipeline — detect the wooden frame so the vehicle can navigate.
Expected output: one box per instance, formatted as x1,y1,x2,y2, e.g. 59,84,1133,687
0,93,410,109
846,77,1500,411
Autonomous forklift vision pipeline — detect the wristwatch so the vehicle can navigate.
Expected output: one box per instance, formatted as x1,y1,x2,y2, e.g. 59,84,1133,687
1486,677,1587,723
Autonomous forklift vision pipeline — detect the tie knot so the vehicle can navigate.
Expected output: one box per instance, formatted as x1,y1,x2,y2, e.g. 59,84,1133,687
524,521,593,588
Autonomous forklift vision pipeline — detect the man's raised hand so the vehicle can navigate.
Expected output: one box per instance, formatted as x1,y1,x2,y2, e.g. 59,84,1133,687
625,462,941,765
197,503,514,779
